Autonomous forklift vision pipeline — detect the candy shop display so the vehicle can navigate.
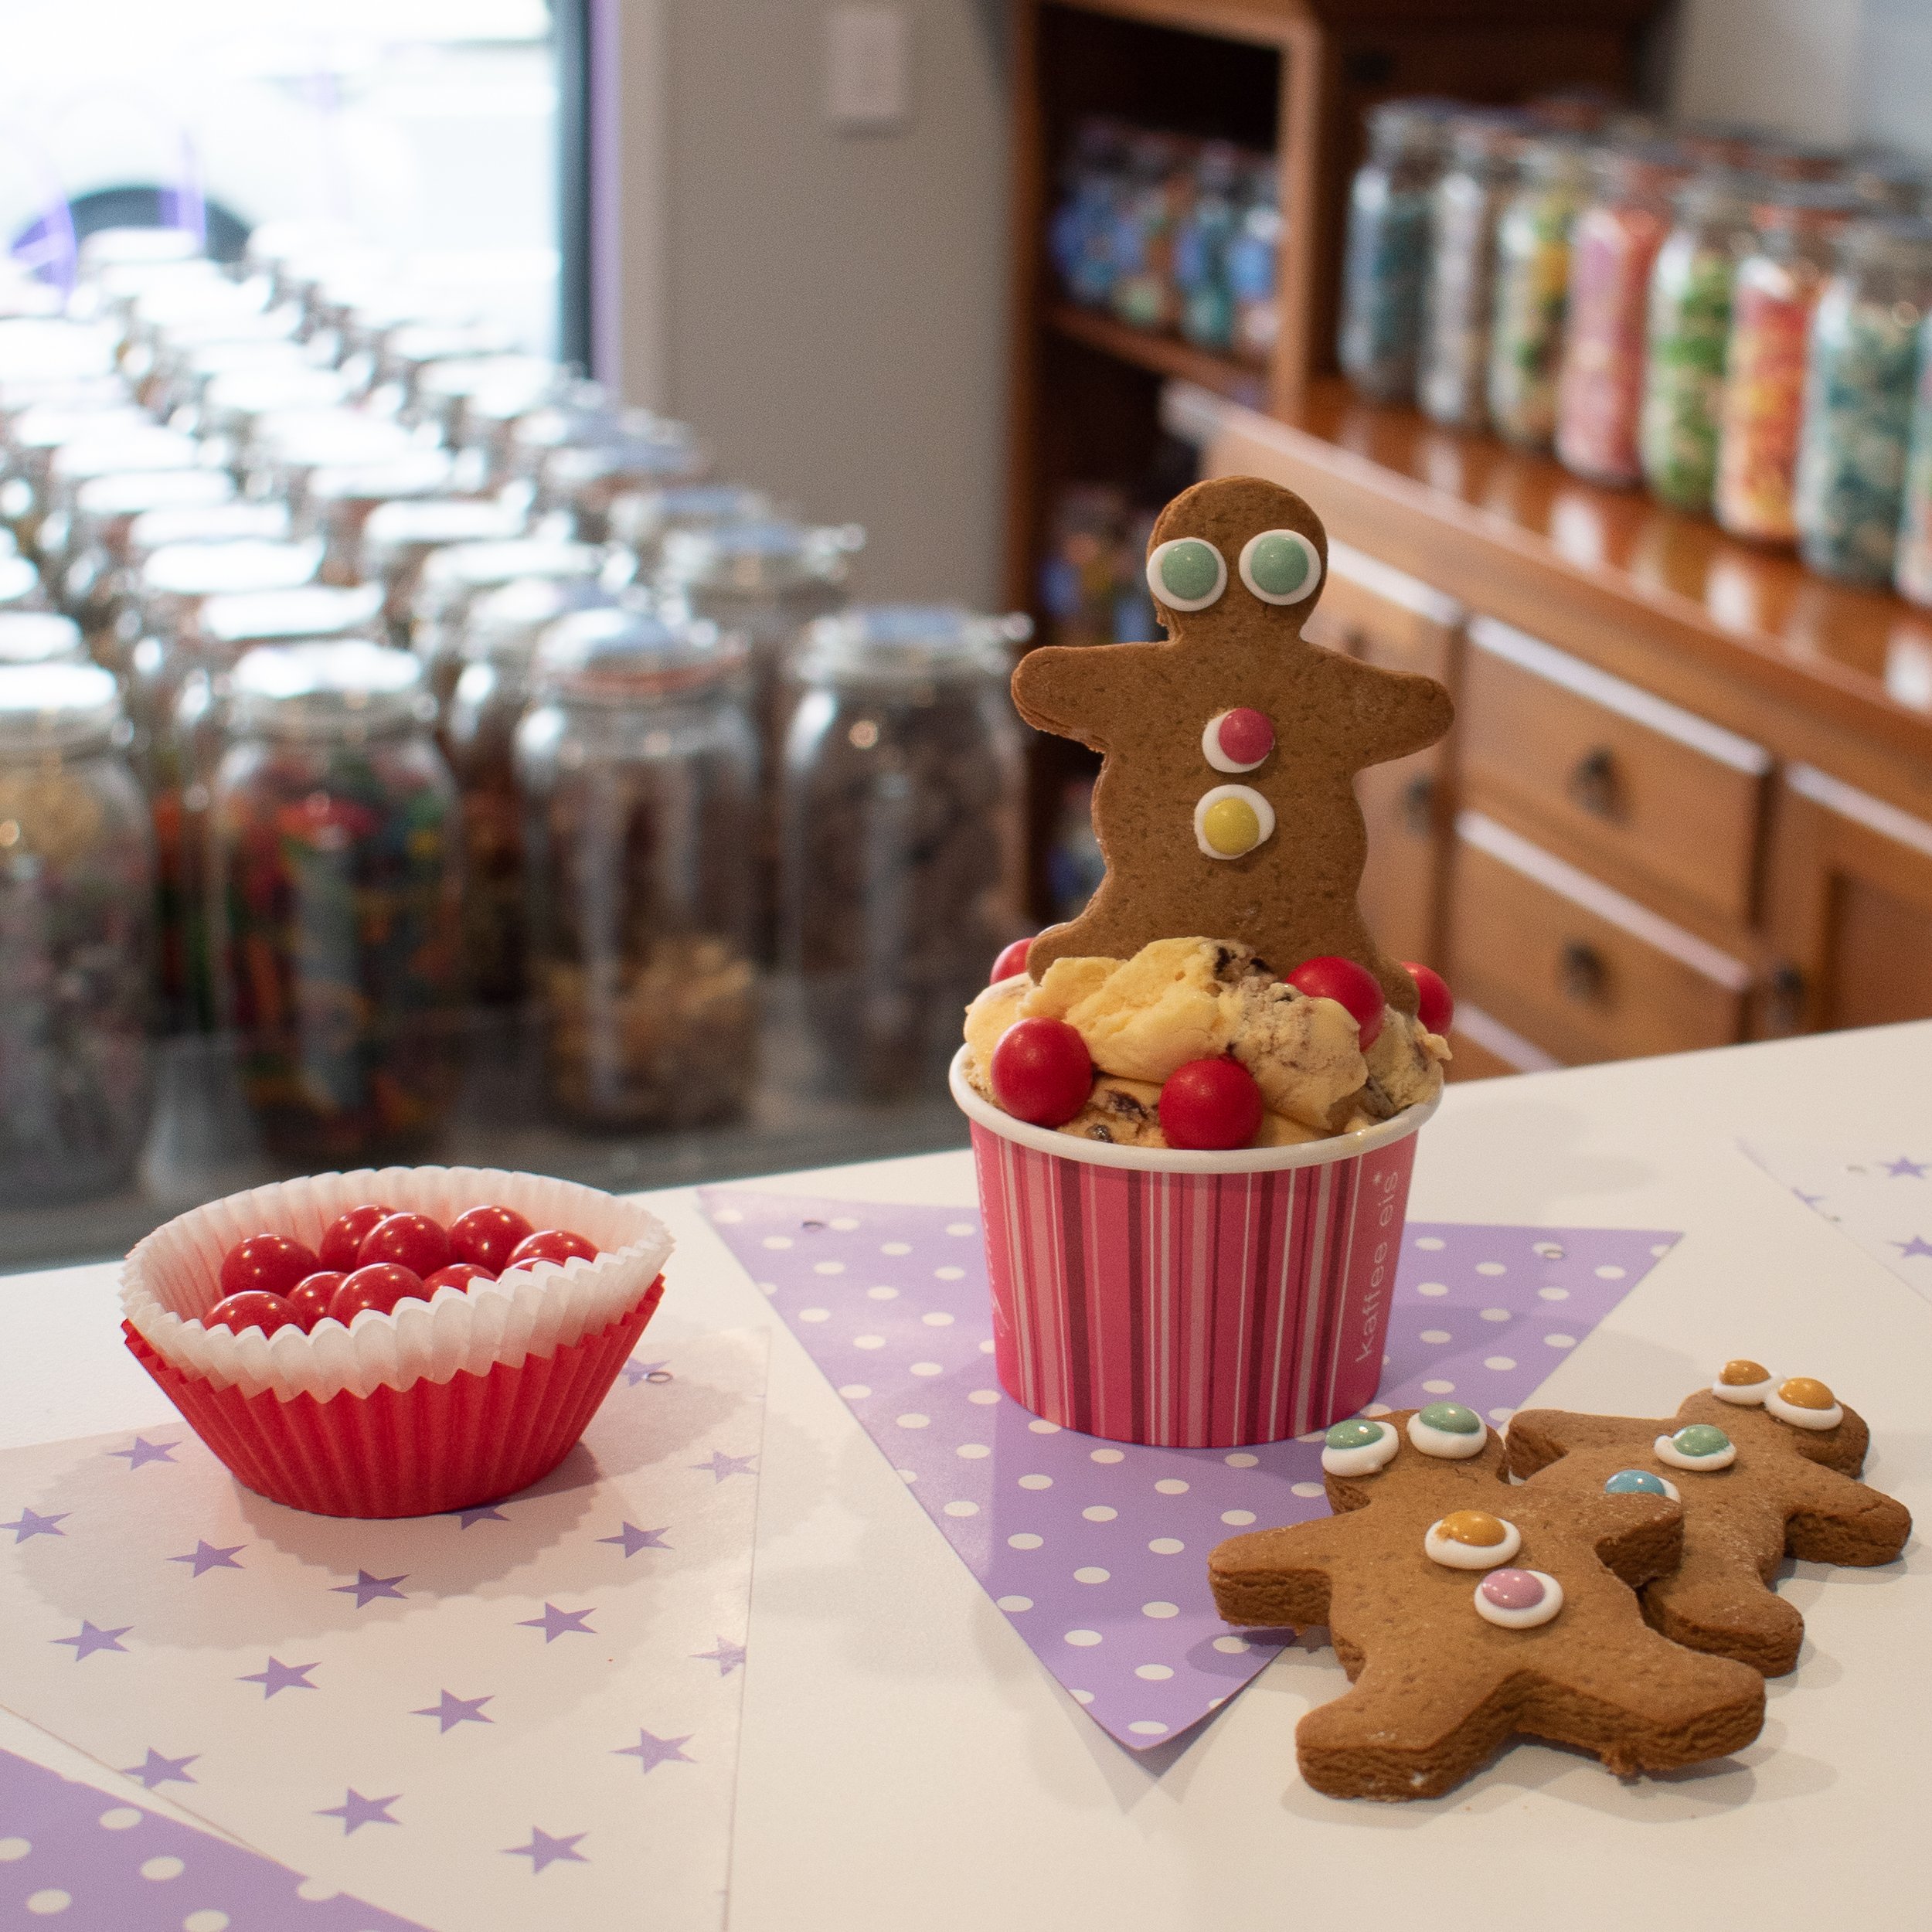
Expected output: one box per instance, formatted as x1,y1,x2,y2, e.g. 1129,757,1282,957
781,604,1030,1099
515,608,760,1129
1555,145,1692,486
1227,157,1283,366
1487,135,1590,448
1049,118,1129,310
1173,142,1243,352
1108,131,1192,334
1793,217,1932,585
1715,185,1863,543
1418,111,1525,430
1896,321,1932,606
1638,173,1755,512
1338,100,1444,402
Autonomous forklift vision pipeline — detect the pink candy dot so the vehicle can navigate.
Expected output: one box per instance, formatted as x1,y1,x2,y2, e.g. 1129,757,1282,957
1478,1567,1545,1611
1216,708,1274,765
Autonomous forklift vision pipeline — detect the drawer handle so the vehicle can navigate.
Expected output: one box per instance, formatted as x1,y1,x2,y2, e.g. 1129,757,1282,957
1765,962,1807,1034
1401,773,1435,836
1566,746,1621,820
1558,940,1607,1005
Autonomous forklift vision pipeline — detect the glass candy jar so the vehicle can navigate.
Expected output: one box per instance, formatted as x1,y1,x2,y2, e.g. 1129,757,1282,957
539,429,709,543
1488,136,1590,448
1793,217,1932,585
1896,315,1932,605
210,642,462,1164
515,609,760,1130
1555,145,1693,486
1419,111,1524,430
1108,131,1192,335
607,485,774,577
1338,103,1443,401
0,664,154,1205
1229,156,1283,366
780,606,1030,1099
1716,185,1863,543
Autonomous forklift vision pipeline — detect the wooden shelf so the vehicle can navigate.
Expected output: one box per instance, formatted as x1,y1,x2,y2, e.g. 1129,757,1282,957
1046,302,1267,407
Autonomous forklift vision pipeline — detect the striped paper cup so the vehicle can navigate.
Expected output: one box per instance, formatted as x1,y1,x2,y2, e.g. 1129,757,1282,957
951,1048,1436,1448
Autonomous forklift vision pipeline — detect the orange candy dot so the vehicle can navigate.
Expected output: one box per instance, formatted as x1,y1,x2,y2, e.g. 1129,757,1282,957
1777,1376,1835,1410
1436,1510,1509,1547
1718,1358,1770,1386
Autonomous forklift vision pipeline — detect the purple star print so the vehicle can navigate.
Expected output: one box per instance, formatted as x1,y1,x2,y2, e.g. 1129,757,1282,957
169,1541,245,1577
331,1569,407,1608
53,1621,131,1661
108,1437,178,1471
505,1828,589,1873
517,1603,595,1643
1883,1156,1930,1179
239,1658,318,1698
597,1522,668,1558
1,1507,66,1543
692,1451,757,1481
121,1749,198,1790
317,1789,401,1835
613,1729,694,1774
621,1359,669,1388
452,1505,509,1528
412,1691,493,1733
1892,1235,1932,1260
692,1638,746,1676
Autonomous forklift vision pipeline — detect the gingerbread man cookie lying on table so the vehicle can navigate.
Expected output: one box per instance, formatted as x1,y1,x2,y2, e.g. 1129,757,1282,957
1505,1365,1912,1677
1208,1403,1765,1801
1011,476,1453,1013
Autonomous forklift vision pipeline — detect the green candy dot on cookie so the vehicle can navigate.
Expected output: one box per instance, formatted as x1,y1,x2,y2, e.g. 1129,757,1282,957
1158,539,1221,603
1673,1423,1732,1458
1247,530,1311,597
1417,1400,1481,1434
1325,1419,1383,1451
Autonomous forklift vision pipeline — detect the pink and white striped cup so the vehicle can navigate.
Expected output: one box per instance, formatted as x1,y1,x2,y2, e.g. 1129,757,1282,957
951,1048,1436,1449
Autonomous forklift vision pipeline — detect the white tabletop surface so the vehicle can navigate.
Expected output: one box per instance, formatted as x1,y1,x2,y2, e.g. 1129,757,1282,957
4,1022,1929,1930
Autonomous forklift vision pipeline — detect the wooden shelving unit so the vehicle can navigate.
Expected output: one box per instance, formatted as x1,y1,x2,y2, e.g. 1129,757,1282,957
1046,302,1266,408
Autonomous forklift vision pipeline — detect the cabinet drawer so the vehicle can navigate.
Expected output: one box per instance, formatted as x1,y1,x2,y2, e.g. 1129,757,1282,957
1461,617,1770,923
1304,540,1461,682
1355,750,1442,967
1447,813,1751,1065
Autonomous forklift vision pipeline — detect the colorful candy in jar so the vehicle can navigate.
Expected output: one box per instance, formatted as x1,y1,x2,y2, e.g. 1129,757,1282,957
1555,145,1692,487
1049,120,1131,311
1896,314,1932,607
1109,131,1192,335
1175,143,1244,354
1338,101,1445,402
1714,185,1863,543
1418,111,1523,431
1638,174,1753,513
1228,159,1282,367
1486,135,1590,449
1793,216,1932,586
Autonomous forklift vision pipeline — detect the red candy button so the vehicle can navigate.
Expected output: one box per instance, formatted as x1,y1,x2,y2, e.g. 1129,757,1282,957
218,1233,321,1304
205,1291,301,1338
1403,961,1454,1036
989,1017,1093,1128
1287,955,1386,1049
286,1272,344,1331
359,1212,451,1277
1158,1057,1264,1150
1215,708,1274,767
506,1229,600,1270
449,1204,534,1274
423,1262,496,1295
328,1264,428,1324
989,936,1032,983
318,1204,395,1273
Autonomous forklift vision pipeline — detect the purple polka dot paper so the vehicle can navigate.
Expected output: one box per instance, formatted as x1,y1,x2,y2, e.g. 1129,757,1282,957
700,1192,1679,1753
0,1745,428,1930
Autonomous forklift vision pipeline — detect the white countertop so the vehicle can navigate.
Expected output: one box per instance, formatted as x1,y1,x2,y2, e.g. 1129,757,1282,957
5,1022,1929,1930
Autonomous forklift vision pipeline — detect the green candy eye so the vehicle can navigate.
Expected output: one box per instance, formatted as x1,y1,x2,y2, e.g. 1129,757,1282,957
1417,1400,1481,1434
1326,1419,1383,1451
1239,528,1322,605
1604,1468,1669,1496
1147,536,1226,612
1673,1423,1732,1458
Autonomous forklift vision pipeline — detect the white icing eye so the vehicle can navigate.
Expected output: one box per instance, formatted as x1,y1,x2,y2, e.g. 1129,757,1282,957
1423,1512,1522,1570
1147,536,1227,612
1238,529,1322,605
1653,1424,1737,1471
1764,1376,1843,1430
1321,1417,1399,1478
1473,1568,1563,1629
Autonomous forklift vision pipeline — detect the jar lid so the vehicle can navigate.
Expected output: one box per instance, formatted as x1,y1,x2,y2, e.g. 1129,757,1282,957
305,448,477,507
49,429,212,484
0,662,123,753
362,497,532,569
1518,134,1590,185
1444,108,1530,168
203,366,361,421
199,583,386,649
0,556,44,607
129,502,291,556
543,430,709,492
250,410,421,468
77,226,202,274
230,640,429,738
0,612,84,666
800,604,1033,681
141,537,324,600
533,606,745,701
607,483,774,553
1749,137,1846,182
1842,214,1932,268
14,403,154,452
1594,141,1692,193
658,518,865,597
417,537,611,605
1673,169,1764,222
1851,151,1932,210
416,355,562,410
506,387,648,456
464,576,623,662
1749,182,1866,230
75,468,236,520
385,321,519,372
0,318,122,383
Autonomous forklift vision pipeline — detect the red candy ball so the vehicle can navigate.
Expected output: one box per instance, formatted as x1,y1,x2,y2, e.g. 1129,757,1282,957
205,1290,300,1338
286,1271,344,1331
1403,961,1454,1036
989,1016,1092,1128
318,1203,395,1273
989,936,1032,984
219,1233,321,1304
359,1212,451,1277
328,1264,427,1324
1158,1057,1264,1150
505,1229,600,1271
1216,707,1274,766
448,1204,534,1274
1287,954,1386,1050
423,1262,495,1295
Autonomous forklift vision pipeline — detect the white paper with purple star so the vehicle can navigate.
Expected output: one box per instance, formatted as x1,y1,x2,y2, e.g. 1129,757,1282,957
1742,1140,1932,1304
0,1328,767,1932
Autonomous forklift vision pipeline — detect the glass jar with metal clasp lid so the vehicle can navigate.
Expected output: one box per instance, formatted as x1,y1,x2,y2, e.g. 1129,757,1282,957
538,427,709,543
209,640,463,1165
1339,100,1450,402
0,613,86,668
240,410,428,520
299,449,496,586
606,485,774,577
515,607,760,1130
1487,134,1591,449
56,467,237,625
358,495,535,643
0,662,155,1206
780,604,1031,1099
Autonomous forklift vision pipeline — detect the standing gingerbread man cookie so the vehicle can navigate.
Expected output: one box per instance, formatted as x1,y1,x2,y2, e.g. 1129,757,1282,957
1012,476,1453,1012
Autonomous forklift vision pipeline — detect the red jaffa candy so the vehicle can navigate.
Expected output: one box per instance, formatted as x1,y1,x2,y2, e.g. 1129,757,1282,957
328,1264,427,1324
1286,954,1386,1050
1215,706,1274,767
1158,1057,1264,1151
988,936,1032,983
447,1204,534,1274
218,1233,321,1303
423,1262,496,1295
505,1229,600,1270
318,1203,396,1273
1403,961,1455,1036
988,1016,1093,1128
204,1290,300,1339
358,1212,451,1278
286,1272,345,1331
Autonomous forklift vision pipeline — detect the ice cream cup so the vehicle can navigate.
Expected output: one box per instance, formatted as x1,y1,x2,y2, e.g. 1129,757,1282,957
120,1165,672,1518
951,1047,1436,1448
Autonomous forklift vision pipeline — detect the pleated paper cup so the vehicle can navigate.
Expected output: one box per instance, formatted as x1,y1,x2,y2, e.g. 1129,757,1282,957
120,1165,672,1518
951,1047,1435,1449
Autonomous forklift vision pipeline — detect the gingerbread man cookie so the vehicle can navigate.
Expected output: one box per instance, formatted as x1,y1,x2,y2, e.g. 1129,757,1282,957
1208,1403,1765,1800
1506,1366,1912,1676
1012,476,1453,1012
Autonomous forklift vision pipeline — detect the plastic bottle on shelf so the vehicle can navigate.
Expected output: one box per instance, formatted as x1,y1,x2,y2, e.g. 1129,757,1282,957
1486,135,1590,450
1420,111,1526,430
1338,102,1444,402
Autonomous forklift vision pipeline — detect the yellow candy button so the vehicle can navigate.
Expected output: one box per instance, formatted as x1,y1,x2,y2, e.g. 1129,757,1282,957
1202,796,1261,855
